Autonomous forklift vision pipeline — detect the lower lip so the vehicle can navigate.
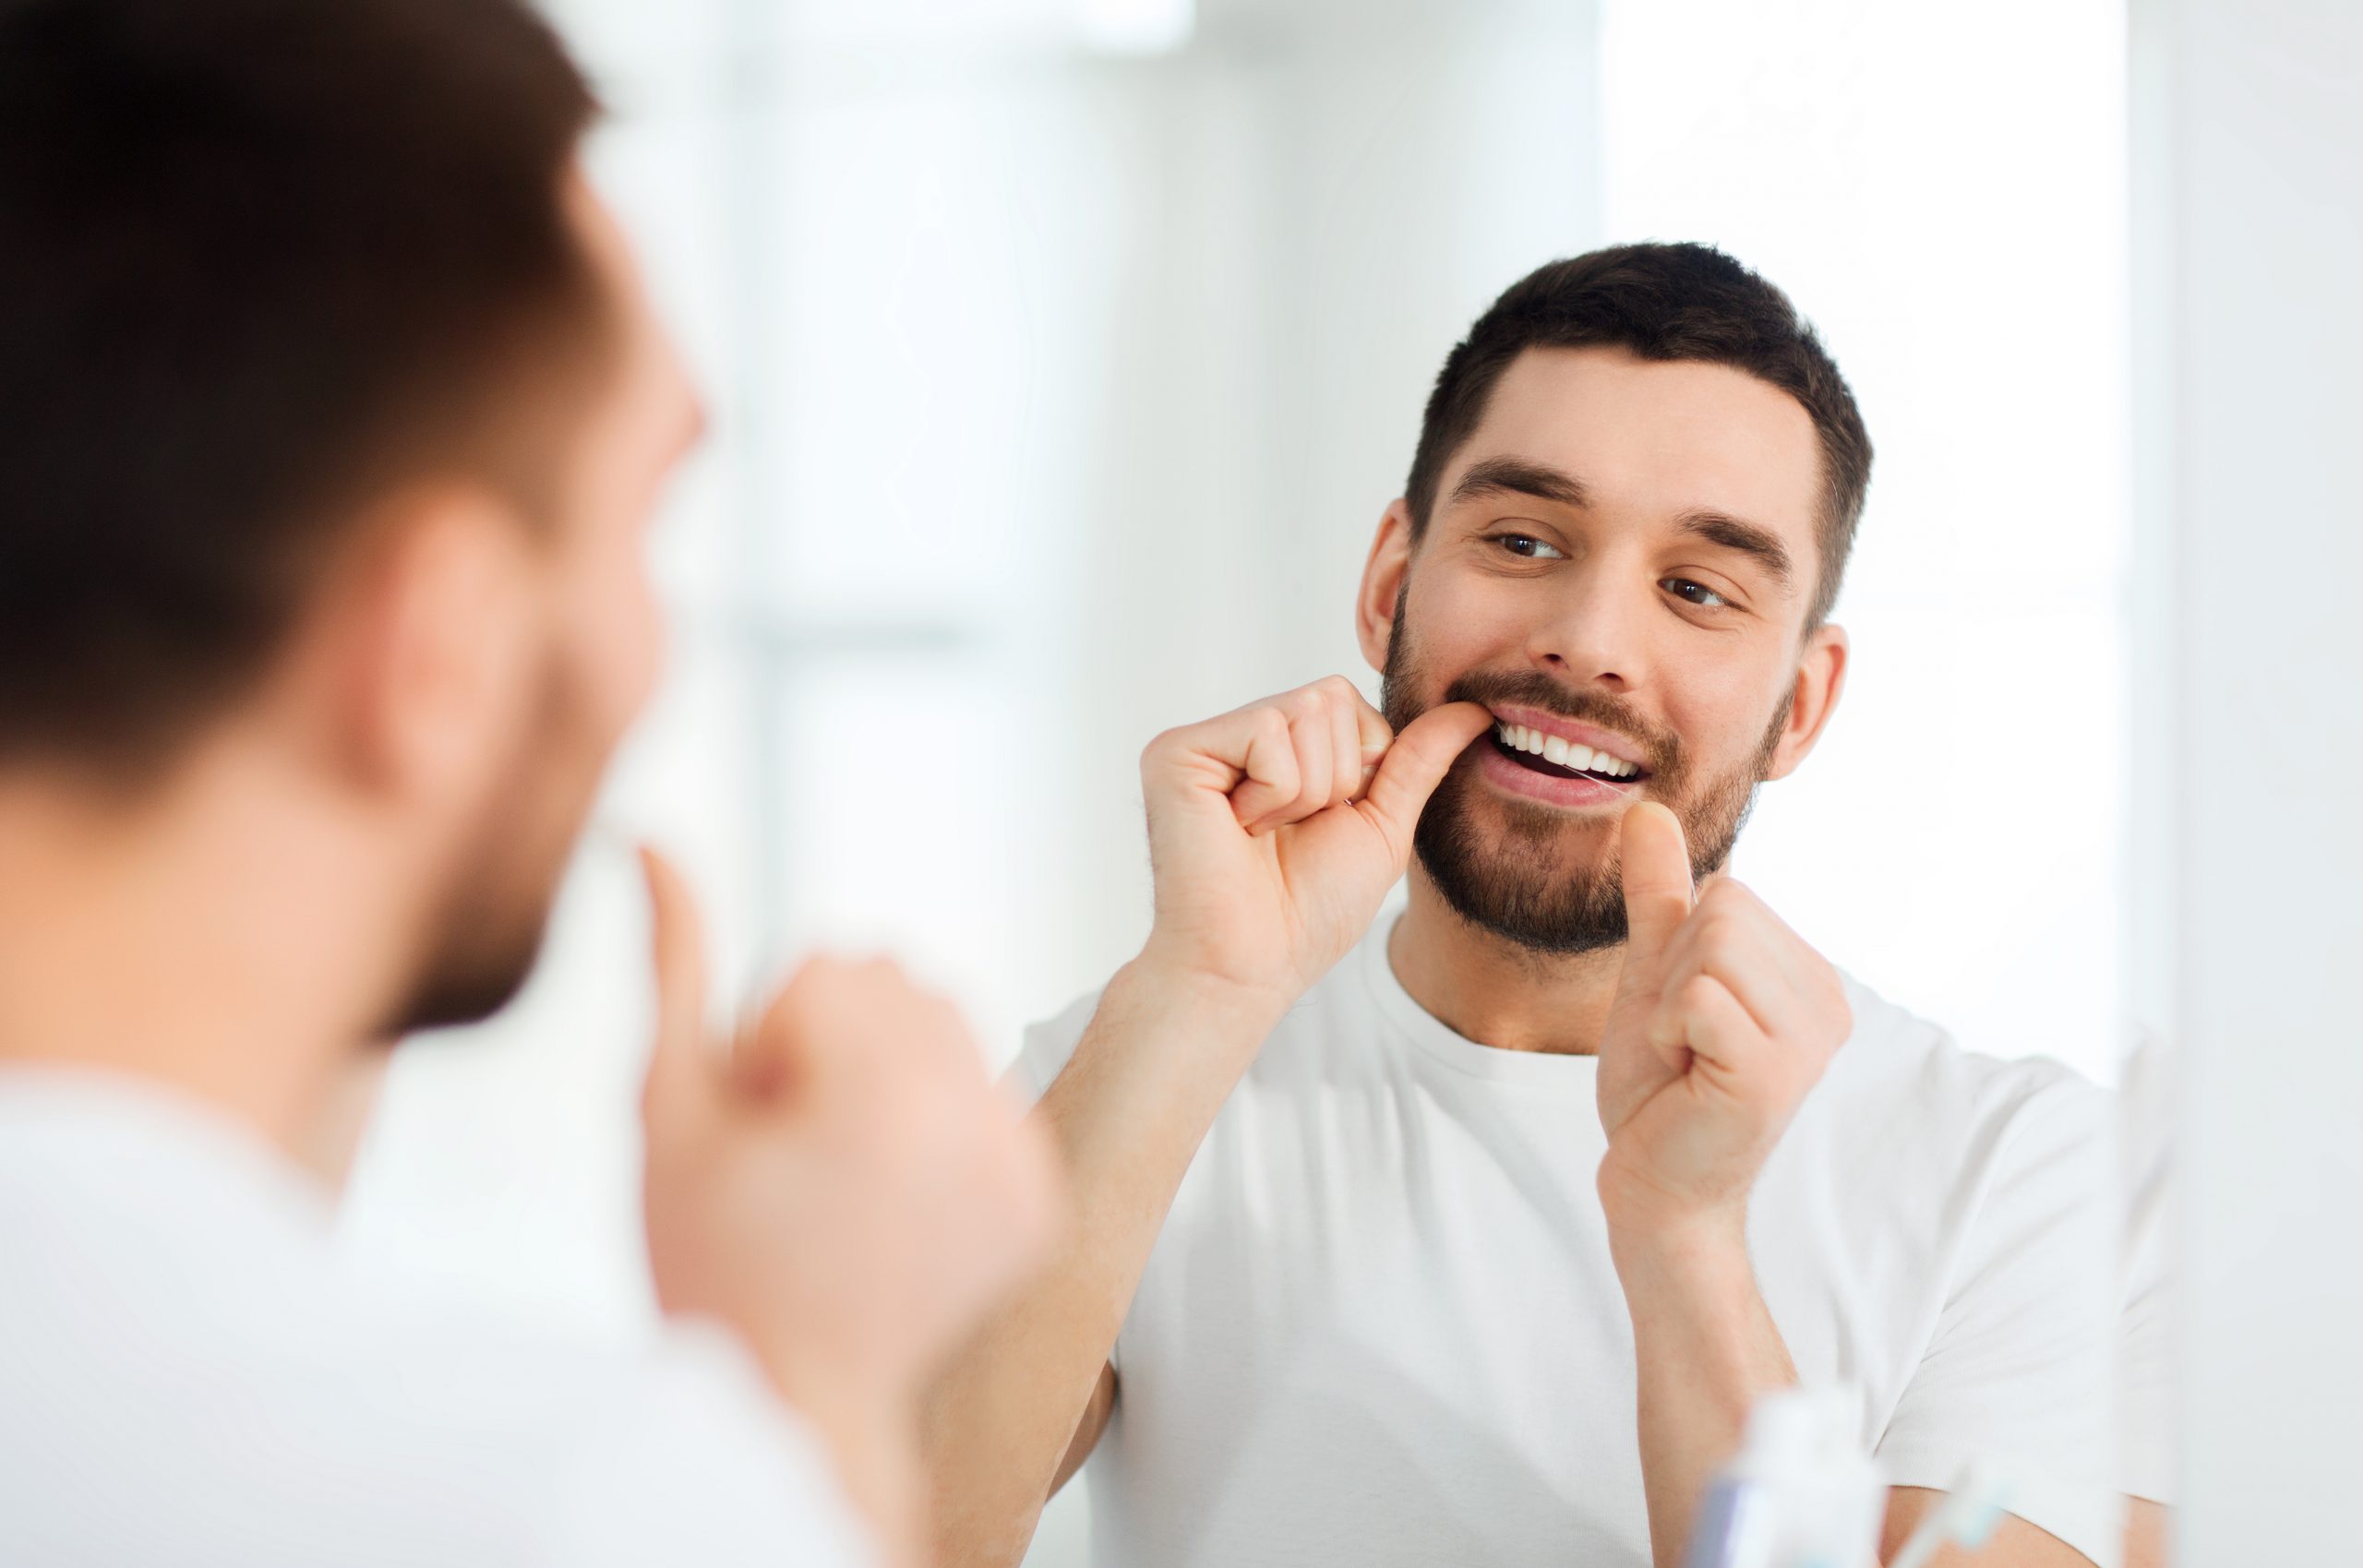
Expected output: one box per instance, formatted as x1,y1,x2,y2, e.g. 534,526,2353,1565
1475,736,1640,810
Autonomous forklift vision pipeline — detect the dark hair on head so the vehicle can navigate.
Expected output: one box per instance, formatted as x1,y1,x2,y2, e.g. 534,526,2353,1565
1404,242,1873,627
0,0,605,776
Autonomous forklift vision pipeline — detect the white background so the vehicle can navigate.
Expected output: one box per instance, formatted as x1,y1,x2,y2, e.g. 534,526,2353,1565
338,3,2138,1562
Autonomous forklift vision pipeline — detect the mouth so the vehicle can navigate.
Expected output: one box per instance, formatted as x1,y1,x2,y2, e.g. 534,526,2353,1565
1485,714,1650,789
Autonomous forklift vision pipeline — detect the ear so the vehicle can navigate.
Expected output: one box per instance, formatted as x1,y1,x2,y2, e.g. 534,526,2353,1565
1355,499,1417,674
1763,621,1848,782
324,487,539,806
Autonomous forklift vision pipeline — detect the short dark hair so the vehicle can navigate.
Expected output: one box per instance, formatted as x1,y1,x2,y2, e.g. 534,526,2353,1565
0,0,604,775
1404,243,1873,627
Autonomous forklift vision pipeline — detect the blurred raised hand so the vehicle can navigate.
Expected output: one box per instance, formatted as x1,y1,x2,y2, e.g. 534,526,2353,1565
636,848,1061,1566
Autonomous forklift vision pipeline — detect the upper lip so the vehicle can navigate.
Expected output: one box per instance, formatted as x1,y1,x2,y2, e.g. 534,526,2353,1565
1484,704,1651,772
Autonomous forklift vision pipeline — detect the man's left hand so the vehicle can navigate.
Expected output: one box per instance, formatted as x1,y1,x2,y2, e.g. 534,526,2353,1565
1594,801,1852,1234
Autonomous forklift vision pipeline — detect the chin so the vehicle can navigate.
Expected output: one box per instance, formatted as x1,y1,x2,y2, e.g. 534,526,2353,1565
386,903,559,1039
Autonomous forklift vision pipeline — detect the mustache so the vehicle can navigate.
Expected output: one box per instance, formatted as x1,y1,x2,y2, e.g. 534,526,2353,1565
1438,669,1683,779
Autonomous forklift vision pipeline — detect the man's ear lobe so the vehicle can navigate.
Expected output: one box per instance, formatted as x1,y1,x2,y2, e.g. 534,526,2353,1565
1356,501,1415,673
1764,621,1849,783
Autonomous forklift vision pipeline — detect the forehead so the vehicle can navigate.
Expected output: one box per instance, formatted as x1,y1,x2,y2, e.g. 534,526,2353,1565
1445,345,1823,548
566,173,696,421
542,174,701,529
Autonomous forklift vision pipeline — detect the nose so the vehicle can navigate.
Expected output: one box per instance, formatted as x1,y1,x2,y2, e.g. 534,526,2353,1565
1527,562,1646,694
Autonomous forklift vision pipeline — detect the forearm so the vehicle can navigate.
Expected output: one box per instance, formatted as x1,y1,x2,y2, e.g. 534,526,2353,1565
1610,1211,1799,1568
730,1334,930,1568
921,958,1283,1568
799,1397,928,1568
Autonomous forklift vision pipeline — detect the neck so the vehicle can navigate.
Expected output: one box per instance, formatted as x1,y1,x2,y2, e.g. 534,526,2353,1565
0,744,407,1188
1387,867,1627,1055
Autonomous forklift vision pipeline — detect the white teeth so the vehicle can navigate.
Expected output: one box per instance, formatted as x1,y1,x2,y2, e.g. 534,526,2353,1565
1493,717,1640,778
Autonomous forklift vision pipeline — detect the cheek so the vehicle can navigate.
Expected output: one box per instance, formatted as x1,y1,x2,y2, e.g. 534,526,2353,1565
559,548,665,744
1671,664,1794,769
1407,570,1526,676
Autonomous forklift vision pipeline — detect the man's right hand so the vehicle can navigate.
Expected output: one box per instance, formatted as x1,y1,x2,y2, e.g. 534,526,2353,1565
1135,676,1493,1010
635,847,1061,1525
913,681,1484,1568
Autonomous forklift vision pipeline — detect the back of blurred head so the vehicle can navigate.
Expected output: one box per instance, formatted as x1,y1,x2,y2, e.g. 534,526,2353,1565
0,0,696,1049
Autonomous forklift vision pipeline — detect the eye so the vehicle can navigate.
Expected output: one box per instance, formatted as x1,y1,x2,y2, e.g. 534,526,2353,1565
1662,576,1732,609
1495,533,1566,561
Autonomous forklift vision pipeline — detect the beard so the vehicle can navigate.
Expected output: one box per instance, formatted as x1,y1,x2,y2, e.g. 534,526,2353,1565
1380,593,1789,955
377,652,606,1039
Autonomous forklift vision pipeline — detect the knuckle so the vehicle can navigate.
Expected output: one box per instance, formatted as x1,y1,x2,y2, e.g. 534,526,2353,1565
1700,879,1753,913
1676,973,1723,1011
771,959,828,1009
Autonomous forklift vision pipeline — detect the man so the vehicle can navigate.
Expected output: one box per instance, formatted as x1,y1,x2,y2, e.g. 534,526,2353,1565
924,245,2126,1567
0,2,1053,1563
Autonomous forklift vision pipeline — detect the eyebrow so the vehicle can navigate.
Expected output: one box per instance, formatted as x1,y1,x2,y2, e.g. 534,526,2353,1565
1677,509,1794,590
1447,456,1590,511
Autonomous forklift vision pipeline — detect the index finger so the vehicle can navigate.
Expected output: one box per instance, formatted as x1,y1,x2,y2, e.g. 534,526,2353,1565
639,844,712,1114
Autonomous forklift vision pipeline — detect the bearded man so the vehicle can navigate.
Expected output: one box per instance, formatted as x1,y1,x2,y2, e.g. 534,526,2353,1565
922,244,2132,1568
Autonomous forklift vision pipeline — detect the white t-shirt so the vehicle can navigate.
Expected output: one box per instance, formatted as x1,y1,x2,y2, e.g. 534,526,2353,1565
0,1069,874,1568
1016,916,2129,1568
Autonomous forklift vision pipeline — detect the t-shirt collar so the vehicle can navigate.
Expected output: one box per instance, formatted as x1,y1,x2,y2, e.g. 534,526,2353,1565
1361,911,1605,1092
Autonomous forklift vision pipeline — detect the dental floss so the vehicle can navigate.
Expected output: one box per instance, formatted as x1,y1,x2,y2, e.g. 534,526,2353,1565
1680,1386,1885,1568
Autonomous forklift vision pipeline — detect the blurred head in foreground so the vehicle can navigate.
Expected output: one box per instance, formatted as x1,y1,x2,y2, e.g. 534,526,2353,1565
0,0,700,1038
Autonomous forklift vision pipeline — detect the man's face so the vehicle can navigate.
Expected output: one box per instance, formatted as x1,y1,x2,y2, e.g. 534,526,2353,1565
1367,345,1845,954
392,178,701,1034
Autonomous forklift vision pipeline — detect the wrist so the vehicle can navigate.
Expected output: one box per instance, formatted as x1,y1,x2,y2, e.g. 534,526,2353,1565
1048,952,1296,1141
1598,1173,1753,1283
1600,1194,1789,1393
1117,945,1298,1035
756,1354,924,1565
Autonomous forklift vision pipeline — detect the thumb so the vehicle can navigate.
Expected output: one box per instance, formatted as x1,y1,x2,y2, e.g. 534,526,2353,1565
638,844,712,1119
1358,701,1493,857
1615,801,1694,971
